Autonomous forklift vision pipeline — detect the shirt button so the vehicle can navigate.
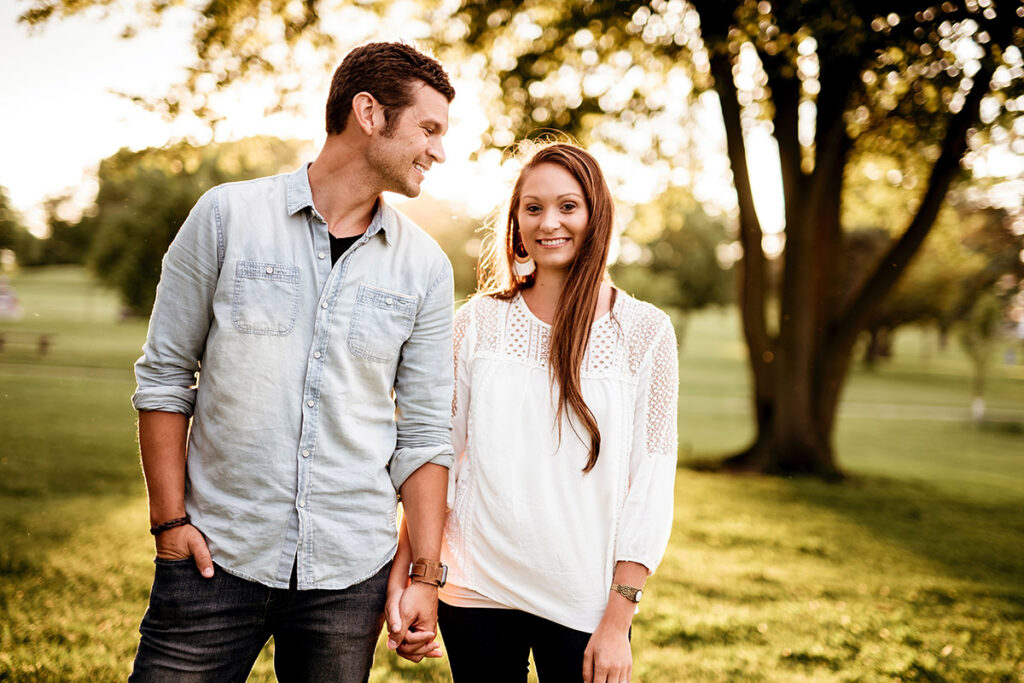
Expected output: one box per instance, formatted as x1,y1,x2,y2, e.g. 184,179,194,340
307,400,315,407
302,449,310,457
318,252,326,260
266,266,274,274
299,500,306,508
313,351,322,359
385,297,394,305
321,302,328,309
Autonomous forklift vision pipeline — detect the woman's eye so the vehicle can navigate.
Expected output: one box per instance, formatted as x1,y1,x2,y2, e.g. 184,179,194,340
561,203,577,211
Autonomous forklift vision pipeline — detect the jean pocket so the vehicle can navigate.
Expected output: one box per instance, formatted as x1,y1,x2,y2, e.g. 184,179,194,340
232,260,301,335
348,283,417,362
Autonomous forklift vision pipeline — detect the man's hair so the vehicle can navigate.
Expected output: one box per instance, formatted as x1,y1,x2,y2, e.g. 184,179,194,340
325,42,454,136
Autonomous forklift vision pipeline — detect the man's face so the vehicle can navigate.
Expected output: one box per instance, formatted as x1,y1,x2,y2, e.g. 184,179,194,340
367,82,449,198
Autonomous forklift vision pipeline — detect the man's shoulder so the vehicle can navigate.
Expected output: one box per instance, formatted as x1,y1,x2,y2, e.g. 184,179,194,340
383,204,451,267
209,172,290,200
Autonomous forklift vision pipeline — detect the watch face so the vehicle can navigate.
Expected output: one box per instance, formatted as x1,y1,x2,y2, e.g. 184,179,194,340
634,589,643,602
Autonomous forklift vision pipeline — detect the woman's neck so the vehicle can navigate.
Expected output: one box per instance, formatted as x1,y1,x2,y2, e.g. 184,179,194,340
521,270,612,325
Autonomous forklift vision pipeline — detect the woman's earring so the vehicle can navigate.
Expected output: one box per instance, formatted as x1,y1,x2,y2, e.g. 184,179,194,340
514,254,536,277
513,230,536,278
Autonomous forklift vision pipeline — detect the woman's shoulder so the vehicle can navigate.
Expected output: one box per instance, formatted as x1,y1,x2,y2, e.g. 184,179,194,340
454,292,515,334
614,290,674,335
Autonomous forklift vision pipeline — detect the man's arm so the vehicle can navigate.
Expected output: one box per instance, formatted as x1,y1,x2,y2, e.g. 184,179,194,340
139,410,214,577
384,256,456,661
133,188,221,571
385,466,448,661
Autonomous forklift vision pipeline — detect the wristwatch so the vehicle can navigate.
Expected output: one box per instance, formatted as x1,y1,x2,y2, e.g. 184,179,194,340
611,583,643,603
408,558,448,588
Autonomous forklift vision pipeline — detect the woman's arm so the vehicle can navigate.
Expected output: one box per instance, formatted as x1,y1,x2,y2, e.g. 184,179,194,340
583,560,648,683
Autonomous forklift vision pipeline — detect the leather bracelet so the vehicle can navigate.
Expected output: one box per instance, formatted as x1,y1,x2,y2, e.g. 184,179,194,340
408,557,448,588
150,515,190,536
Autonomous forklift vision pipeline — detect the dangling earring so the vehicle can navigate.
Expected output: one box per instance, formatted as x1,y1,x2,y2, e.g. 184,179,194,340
514,253,536,277
512,231,535,278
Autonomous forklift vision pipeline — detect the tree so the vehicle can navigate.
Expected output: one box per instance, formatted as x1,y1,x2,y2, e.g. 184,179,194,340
22,0,1024,477
0,186,34,263
611,186,734,326
430,1,1023,477
83,137,306,315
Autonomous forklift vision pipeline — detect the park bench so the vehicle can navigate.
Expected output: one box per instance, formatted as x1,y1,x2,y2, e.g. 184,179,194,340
0,330,55,356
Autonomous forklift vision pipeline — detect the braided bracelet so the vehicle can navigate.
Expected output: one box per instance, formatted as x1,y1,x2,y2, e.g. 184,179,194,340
149,515,191,536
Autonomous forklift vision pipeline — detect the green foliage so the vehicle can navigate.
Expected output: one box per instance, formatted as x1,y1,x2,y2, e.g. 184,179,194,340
0,186,22,252
0,186,39,263
611,187,733,315
84,137,307,316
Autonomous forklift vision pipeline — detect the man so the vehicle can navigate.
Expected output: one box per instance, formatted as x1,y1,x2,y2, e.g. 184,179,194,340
130,42,455,681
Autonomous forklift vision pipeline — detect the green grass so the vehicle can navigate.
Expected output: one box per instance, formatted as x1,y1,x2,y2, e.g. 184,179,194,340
2,267,1023,681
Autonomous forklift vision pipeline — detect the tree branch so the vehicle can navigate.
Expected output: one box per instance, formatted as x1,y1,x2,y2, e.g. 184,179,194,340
835,61,993,353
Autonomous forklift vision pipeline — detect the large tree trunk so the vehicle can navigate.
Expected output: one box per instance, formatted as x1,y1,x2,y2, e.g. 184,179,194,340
693,2,993,478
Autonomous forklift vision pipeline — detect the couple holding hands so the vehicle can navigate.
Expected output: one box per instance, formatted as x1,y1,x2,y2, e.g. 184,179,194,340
129,41,677,683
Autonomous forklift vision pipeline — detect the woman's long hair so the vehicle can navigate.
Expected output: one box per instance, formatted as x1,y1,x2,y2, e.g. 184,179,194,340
477,142,616,473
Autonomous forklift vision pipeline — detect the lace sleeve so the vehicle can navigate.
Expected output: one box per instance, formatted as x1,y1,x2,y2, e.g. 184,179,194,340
645,315,680,457
614,312,679,572
448,300,473,509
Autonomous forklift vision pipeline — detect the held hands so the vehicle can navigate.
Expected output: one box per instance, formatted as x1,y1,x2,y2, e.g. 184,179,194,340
384,568,442,662
154,524,215,578
583,620,633,683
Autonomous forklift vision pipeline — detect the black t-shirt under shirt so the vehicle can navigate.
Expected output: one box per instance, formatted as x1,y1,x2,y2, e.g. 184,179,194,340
329,233,363,265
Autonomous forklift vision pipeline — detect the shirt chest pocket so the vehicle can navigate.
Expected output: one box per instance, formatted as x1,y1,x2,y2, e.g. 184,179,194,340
348,283,417,362
232,260,301,336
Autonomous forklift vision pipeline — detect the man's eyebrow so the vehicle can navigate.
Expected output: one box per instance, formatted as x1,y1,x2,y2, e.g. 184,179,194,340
420,117,447,133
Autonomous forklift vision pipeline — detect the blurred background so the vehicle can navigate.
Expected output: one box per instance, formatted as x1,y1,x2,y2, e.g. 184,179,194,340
1,1,1023,680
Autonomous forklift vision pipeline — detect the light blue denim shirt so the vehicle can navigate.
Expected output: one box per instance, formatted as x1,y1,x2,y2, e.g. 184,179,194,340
133,165,455,589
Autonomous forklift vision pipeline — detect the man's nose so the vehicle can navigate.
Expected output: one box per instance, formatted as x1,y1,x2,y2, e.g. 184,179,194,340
429,137,446,164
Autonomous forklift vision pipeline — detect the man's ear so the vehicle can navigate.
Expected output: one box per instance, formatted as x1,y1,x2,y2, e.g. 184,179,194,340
351,92,382,136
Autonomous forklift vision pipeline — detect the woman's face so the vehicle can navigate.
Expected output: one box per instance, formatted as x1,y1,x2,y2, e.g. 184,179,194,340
516,162,590,277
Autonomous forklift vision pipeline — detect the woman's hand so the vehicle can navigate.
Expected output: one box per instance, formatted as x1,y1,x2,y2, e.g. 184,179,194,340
583,619,632,683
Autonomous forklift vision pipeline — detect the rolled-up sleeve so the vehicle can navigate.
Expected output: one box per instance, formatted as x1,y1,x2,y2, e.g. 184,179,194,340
614,314,679,573
132,188,221,415
389,261,456,490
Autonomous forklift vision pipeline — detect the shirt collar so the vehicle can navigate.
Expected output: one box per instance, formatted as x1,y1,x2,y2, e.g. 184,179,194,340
286,163,394,247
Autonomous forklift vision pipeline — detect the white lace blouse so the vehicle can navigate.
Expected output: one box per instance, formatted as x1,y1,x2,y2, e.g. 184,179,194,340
439,291,679,633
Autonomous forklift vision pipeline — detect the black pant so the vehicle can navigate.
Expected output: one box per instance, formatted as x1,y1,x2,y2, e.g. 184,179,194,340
438,601,593,683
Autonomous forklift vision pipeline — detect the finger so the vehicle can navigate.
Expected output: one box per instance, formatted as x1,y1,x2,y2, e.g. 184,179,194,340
399,639,440,656
188,530,215,578
397,652,425,663
583,647,594,683
385,599,403,649
402,630,437,643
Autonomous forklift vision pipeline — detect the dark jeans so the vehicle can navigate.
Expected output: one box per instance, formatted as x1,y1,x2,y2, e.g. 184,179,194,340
130,558,390,683
438,601,595,683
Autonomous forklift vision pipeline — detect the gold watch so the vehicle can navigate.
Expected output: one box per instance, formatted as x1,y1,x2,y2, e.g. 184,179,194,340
611,582,643,603
408,557,448,587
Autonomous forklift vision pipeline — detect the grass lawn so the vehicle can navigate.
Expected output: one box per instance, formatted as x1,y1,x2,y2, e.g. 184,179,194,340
1,267,1022,681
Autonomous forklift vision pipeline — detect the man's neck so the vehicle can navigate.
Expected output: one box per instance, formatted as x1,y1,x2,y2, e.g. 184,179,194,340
307,137,381,238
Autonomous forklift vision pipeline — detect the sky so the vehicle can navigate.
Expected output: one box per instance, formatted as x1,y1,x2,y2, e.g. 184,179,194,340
0,1,788,237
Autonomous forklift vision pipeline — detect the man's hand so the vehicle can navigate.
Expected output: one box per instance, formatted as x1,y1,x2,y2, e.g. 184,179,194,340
385,580,442,662
154,524,214,578
583,620,632,683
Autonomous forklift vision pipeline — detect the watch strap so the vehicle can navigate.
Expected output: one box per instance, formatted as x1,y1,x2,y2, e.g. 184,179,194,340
610,582,642,603
408,557,448,587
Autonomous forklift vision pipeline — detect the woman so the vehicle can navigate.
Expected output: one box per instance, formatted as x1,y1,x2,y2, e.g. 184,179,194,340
434,142,679,683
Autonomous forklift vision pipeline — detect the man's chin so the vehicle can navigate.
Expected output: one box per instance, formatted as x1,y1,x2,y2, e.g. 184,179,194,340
396,182,422,198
